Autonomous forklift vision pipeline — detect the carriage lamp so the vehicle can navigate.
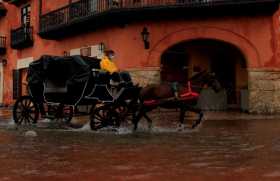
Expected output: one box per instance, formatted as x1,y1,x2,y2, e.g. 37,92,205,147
141,27,150,49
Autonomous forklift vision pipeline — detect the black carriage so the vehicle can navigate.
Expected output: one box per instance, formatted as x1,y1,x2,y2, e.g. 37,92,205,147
13,55,141,130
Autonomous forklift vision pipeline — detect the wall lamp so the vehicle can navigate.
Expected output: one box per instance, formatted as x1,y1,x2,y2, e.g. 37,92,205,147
141,27,150,49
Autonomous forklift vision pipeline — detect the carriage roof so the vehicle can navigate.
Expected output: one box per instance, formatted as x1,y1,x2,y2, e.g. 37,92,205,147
27,55,101,85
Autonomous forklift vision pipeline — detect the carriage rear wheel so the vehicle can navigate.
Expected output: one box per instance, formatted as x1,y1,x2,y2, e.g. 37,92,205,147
13,96,39,125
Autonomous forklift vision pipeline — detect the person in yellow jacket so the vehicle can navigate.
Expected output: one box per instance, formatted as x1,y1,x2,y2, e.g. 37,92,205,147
100,50,119,74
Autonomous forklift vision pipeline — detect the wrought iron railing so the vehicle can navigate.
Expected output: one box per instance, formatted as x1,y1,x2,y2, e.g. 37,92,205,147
39,0,278,34
11,25,33,49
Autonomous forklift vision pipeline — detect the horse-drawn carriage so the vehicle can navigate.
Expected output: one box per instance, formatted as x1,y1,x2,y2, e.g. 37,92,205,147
13,55,215,131
13,55,140,130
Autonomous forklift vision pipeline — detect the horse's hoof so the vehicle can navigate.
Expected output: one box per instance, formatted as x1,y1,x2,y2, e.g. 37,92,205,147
177,124,185,131
191,113,204,129
133,126,138,132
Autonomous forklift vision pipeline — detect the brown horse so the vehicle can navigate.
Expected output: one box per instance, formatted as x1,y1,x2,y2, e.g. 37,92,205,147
132,71,222,131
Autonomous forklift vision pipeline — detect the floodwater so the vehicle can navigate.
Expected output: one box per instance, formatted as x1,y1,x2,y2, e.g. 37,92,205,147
1,116,280,180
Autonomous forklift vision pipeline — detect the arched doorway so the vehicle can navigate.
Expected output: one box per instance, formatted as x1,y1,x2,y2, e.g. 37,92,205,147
160,39,248,110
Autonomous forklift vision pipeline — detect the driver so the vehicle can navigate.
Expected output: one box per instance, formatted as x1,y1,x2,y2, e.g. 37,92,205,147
99,49,132,87
100,49,119,74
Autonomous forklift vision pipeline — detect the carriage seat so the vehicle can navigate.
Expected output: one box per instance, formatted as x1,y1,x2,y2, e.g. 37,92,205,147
92,69,110,85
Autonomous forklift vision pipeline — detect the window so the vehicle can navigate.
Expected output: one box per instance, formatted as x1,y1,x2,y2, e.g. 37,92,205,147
21,4,31,26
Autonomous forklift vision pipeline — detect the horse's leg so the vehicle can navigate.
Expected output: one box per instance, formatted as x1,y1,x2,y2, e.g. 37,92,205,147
191,109,203,129
185,105,204,129
133,105,145,131
178,105,186,131
133,104,154,131
143,113,153,130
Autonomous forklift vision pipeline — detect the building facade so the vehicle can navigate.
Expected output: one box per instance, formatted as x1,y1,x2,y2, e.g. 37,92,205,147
1,0,280,113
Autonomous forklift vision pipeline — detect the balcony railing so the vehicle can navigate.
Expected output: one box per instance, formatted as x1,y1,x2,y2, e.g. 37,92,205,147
0,36,6,54
11,25,33,49
39,0,279,39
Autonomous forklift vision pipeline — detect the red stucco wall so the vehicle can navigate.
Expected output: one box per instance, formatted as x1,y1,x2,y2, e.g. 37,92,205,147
1,0,279,105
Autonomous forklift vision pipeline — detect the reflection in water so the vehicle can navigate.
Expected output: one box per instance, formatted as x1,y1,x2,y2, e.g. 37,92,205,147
1,119,280,180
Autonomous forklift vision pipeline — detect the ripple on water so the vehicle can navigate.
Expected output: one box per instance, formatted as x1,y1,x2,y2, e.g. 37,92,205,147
43,170,59,177
263,171,280,178
112,165,134,171
113,173,153,180
240,145,265,152
59,145,71,150
188,162,211,168
233,167,252,173
75,123,200,135
22,170,39,176
0,177,11,181
76,122,91,131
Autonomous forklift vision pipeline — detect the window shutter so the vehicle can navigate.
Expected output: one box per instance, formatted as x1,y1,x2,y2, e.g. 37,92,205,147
13,69,21,99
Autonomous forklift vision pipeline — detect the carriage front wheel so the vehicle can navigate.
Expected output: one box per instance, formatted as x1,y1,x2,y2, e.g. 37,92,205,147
90,104,126,131
13,96,39,125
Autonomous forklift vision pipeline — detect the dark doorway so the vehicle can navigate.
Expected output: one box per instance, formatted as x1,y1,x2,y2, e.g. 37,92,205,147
160,45,189,84
161,39,248,110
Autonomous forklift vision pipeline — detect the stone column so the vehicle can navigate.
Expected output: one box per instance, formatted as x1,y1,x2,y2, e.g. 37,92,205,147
249,69,280,114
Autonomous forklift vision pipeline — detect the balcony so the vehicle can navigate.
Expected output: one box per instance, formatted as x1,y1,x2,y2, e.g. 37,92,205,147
11,25,33,49
0,36,7,54
39,0,280,39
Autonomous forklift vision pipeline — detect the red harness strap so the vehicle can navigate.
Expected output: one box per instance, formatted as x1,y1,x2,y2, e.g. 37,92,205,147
179,81,199,100
143,99,159,106
143,81,199,106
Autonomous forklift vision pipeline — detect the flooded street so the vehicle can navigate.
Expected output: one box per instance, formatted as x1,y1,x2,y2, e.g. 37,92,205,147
1,110,280,180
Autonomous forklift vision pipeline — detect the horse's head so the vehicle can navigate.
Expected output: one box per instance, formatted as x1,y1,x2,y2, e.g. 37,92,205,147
189,71,222,93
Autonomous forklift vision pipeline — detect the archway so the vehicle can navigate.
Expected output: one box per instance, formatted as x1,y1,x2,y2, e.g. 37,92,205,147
160,39,248,110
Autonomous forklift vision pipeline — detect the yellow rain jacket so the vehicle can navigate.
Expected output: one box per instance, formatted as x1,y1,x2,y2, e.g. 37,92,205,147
100,56,119,74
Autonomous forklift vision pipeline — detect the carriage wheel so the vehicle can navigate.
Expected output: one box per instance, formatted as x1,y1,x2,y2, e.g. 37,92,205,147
90,106,110,130
61,106,74,124
13,96,39,125
113,102,130,126
48,105,73,124
90,104,122,131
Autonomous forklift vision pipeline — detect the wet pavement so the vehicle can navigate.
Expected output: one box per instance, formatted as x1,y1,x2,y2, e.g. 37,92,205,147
1,108,280,180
